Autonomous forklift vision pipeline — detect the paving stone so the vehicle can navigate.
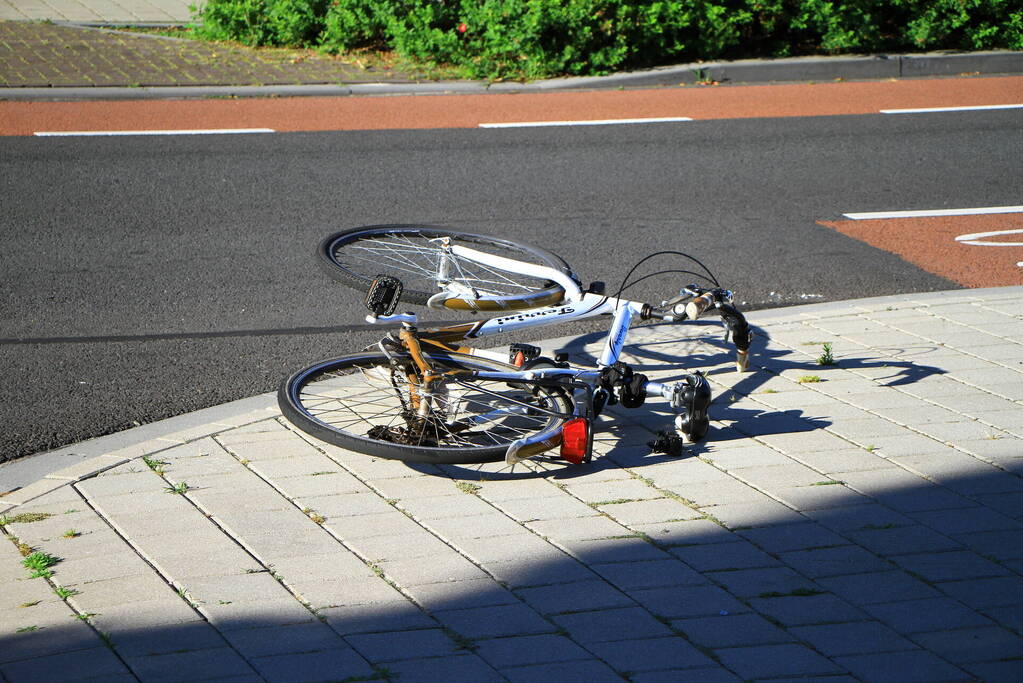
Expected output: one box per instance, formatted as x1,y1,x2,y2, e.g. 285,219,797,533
526,514,632,541
265,550,378,583
65,573,180,612
346,628,461,663
709,566,819,599
816,570,939,605
288,575,406,609
552,606,673,644
729,463,835,489
50,552,154,585
891,550,1009,582
220,621,347,658
845,524,963,556
663,478,768,507
628,667,742,683
0,646,131,682
433,602,556,639
110,620,229,658
377,552,489,586
863,597,994,634
476,478,564,502
700,499,805,529
637,518,736,547
200,597,317,631
485,556,599,589
674,613,794,648
671,540,780,571
834,650,968,682
323,599,437,635
562,477,662,504
372,653,501,682
771,483,873,511
296,491,396,518
182,571,294,605
392,492,497,519
0,619,107,664
937,575,1023,610
779,545,892,578
910,625,1023,664
248,647,374,683
803,505,915,535
595,497,703,525
701,444,796,469
346,531,454,562
423,511,531,541
790,620,916,656
954,528,1023,562
587,635,715,672
556,535,673,564
515,578,632,615
474,633,593,668
790,448,898,474
738,521,847,553
631,584,748,619
402,577,518,612
714,643,844,679
489,494,600,522
962,658,1023,681
590,558,707,590
838,470,976,513
454,533,568,565
746,592,867,627
1,479,77,505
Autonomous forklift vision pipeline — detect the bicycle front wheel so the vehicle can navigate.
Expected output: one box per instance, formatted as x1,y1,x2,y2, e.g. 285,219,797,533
278,351,573,463
317,225,574,308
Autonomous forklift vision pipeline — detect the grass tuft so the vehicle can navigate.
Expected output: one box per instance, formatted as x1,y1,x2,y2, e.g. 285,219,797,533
0,512,53,525
22,551,60,578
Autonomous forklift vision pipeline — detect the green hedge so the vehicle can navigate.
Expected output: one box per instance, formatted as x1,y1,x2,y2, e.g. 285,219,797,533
192,0,1023,80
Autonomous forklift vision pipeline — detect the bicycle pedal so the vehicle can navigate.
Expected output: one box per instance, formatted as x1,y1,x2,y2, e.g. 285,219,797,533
365,275,403,316
648,429,686,457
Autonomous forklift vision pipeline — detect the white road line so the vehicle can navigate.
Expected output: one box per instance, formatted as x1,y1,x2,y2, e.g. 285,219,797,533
880,104,1023,114
34,128,276,137
843,206,1023,220
479,117,692,128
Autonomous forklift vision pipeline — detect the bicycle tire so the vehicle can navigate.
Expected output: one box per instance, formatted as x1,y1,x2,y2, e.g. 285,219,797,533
279,350,573,463
317,225,575,307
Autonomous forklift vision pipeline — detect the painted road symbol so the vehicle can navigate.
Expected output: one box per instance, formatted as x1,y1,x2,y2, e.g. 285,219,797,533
820,207,1023,288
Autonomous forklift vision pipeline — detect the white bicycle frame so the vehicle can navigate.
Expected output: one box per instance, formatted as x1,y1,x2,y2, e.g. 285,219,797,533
368,243,709,463
373,243,662,369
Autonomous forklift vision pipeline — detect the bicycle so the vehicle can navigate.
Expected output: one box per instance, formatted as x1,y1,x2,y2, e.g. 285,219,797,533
278,225,752,466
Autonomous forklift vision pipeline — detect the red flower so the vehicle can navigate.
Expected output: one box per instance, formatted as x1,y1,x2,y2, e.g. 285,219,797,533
457,22,468,34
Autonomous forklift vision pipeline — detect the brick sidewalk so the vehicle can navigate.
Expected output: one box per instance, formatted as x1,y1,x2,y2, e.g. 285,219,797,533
0,21,427,88
2,288,1022,681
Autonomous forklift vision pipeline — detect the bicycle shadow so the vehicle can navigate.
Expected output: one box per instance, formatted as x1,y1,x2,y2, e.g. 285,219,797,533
420,319,946,482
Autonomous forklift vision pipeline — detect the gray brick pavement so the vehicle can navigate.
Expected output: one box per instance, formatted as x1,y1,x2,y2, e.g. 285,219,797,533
2,287,1022,680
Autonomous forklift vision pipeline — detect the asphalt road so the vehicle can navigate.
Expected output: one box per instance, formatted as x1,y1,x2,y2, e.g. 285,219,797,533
2,110,1020,462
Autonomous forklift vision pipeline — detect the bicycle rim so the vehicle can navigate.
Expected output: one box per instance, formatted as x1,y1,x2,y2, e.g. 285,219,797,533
317,225,573,306
279,351,572,463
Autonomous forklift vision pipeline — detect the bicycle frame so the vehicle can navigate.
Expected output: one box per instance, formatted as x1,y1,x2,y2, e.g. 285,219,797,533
398,243,659,369
369,243,720,464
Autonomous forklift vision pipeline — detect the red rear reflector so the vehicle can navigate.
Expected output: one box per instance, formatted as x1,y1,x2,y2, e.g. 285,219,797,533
513,351,526,367
560,418,589,464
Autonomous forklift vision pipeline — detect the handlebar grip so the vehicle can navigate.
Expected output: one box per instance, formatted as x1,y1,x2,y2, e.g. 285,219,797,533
684,293,715,320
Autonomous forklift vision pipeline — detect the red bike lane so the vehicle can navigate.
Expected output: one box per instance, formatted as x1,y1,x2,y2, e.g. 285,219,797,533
2,75,1021,135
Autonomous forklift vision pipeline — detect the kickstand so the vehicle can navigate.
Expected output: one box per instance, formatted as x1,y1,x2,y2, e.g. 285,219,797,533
648,429,687,457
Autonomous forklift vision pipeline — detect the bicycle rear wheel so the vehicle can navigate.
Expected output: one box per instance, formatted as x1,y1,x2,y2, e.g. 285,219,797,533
278,351,573,463
317,225,575,307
